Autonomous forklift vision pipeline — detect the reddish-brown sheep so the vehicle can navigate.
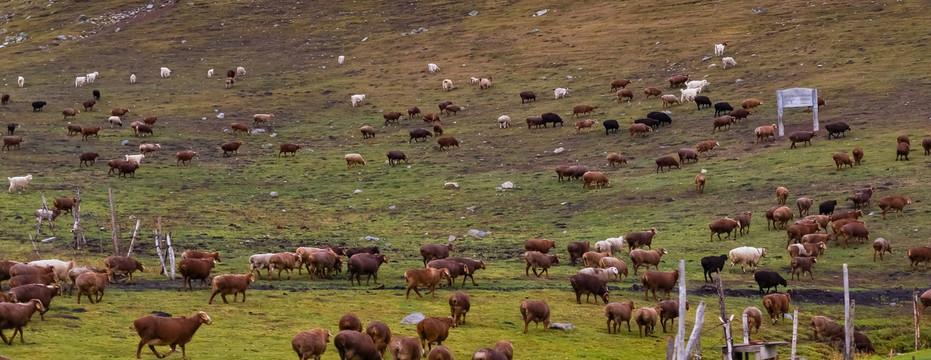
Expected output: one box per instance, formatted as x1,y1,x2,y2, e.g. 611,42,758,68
134,311,212,359
334,330,381,360
582,171,610,189
292,329,330,360
365,321,391,358
279,143,302,157
420,243,455,266
417,317,456,351
9,284,60,320
62,108,79,120
111,107,129,117
605,301,635,334
656,300,689,333
208,273,255,304
640,270,679,300
338,313,362,332
427,345,454,360
695,139,720,157
567,242,590,265
840,222,870,248
786,222,821,247
348,253,389,285
572,105,596,118
524,238,556,253
220,141,242,157
610,79,631,91
788,131,818,149
790,256,817,280
427,259,469,288
388,336,422,360
176,150,198,166
178,258,216,291
436,137,459,150
654,156,680,173
772,206,794,229
0,299,45,345
181,250,221,263
908,246,931,271
629,248,667,275
878,195,911,220
81,126,100,140
797,197,813,217
762,293,791,324
269,252,302,280
668,74,689,88
628,123,653,137
519,300,550,333
104,256,145,282
711,115,735,133
75,271,109,304
523,251,559,278
447,257,486,286
404,267,451,299
230,122,250,134
626,228,658,251
810,315,843,341
709,218,741,241
571,273,610,304
744,307,763,335
635,307,658,338
449,292,470,325
582,251,610,268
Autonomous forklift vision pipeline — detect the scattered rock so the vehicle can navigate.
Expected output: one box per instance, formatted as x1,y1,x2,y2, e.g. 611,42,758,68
353,189,362,194
403,27,429,36
751,7,765,13
388,205,396,210
468,10,478,16
553,147,565,154
444,182,459,189
467,229,488,238
701,56,712,61
76,14,87,23
121,140,130,146
735,79,744,83
448,235,457,242
501,181,514,189
216,113,225,119
401,313,425,325
365,236,380,241
55,35,67,41
549,323,575,331
534,9,549,16
261,143,274,149
269,192,278,198
250,128,266,134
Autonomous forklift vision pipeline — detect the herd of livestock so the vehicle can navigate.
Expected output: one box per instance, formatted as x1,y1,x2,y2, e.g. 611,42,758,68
2,31,931,359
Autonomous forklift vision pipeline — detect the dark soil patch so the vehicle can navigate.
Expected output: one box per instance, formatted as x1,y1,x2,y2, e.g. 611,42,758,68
688,284,913,306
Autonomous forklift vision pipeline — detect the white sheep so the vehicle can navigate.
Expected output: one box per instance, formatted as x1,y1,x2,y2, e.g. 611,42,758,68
129,74,137,84
685,80,709,93
17,76,24,88
207,69,214,78
714,43,726,57
337,55,345,65
8,174,33,193
160,67,171,78
427,63,440,73
497,115,511,129
28,259,74,283
139,143,161,154
108,116,123,128
86,71,99,84
345,153,366,167
479,77,492,90
236,67,246,76
249,253,276,278
469,77,479,85
350,94,366,107
679,88,698,103
75,76,87,88
728,246,767,273
554,87,569,99
125,154,145,165
593,236,624,255
578,267,619,283
442,79,454,91
722,57,736,69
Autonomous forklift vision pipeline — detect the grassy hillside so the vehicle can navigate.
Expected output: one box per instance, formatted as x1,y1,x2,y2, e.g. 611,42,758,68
0,0,930,359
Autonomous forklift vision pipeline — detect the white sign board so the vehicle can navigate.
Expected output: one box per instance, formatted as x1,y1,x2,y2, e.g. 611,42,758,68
776,88,818,136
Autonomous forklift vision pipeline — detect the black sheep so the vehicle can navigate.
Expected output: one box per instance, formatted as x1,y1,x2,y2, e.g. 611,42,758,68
824,121,850,139
346,246,379,258
700,254,728,282
694,96,712,110
603,120,619,135
713,102,733,117
31,101,46,112
7,123,17,135
754,271,787,295
819,200,838,215
646,112,672,126
634,118,659,130
92,89,101,100
541,113,563,128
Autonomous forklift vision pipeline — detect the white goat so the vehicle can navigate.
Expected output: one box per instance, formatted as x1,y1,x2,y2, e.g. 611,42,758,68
554,87,569,99
722,57,736,69
427,63,440,73
129,74,137,84
75,76,87,88
160,67,171,78
714,42,726,57
350,94,366,107
8,174,33,193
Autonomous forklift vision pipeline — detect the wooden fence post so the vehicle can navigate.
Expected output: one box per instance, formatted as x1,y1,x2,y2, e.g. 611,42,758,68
126,217,140,257
676,260,686,360
716,272,733,358
915,289,921,352
742,313,749,343
108,186,120,255
791,306,799,360
683,301,706,358
166,231,175,280
71,191,86,250
843,263,851,360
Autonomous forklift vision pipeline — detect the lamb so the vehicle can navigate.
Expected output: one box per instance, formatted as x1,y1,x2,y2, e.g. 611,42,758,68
105,255,145,282
292,329,330,360
235,66,246,76
701,254,728,282
345,153,366,168
86,71,99,83
208,273,255,304
762,293,791,324
635,307,658,338
593,237,625,255
442,79,454,91
351,94,366,107
417,317,455,351
479,77,492,89
661,94,680,108
125,154,145,166
160,67,171,78
714,42,727,56
428,63,440,73
0,299,44,345
790,256,817,280
7,175,33,193
519,300,550,333
755,124,777,142
495,115,511,129
2,136,24,151
553,87,569,99
225,77,234,88
134,311,212,360
279,143,302,157
872,238,892,262
75,271,110,304
878,195,911,219
722,57,737,69
130,74,137,84
629,248,667,275
523,251,559,278
640,269,679,300
728,247,767,273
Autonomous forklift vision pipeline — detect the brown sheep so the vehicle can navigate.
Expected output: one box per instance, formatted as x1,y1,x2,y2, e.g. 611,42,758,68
772,206,794,229
741,98,763,111
436,137,459,150
878,195,911,219
383,112,404,126
9,283,60,320
712,115,735,133
801,233,832,245
567,242,590,265
832,152,853,170
360,125,375,139
111,107,129,117
709,218,740,241
678,148,698,164
67,124,83,136
143,116,158,125
599,257,629,279
334,330,381,360
443,104,462,116
523,251,558,278
407,107,421,120
840,222,870,248
643,87,662,98
654,156,680,173
345,153,366,167
786,222,821,247
744,307,763,335
525,116,545,129
656,300,689,333
135,124,154,137
797,197,813,217
788,242,827,259
572,105,597,118
427,260,469,288
448,292,471,325
9,264,53,277
409,129,433,143
924,137,931,155
852,147,864,165
75,271,109,304
269,252,302,280
626,228,658,251
221,141,243,157
570,273,610,304
920,289,931,313
292,329,331,360
1,136,23,151
176,150,198,166
729,108,751,122
524,238,556,253
338,313,362,332
629,248,667,275
830,218,862,242
788,131,818,149
178,258,216,291
695,139,720,157
104,256,145,282
582,251,610,268
790,256,817,280
661,94,680,108
134,311,212,360
0,299,45,345
387,150,409,166
423,113,441,124
447,257,486,286
365,321,391,358
607,153,628,167
735,212,752,236
616,89,634,103
417,317,455,351
389,336,422,360
810,315,843,341
231,122,250,134
348,253,389,285
78,152,99,166
491,340,513,360
582,171,609,189
519,300,550,333
762,293,791,324
208,273,255,304
635,307,658,338
908,246,931,271
605,301,635,334
668,74,689,88
427,345,453,360
67,266,105,296
872,238,892,262
640,270,679,301
62,108,79,120
694,174,705,194
575,119,598,134
755,124,777,143
118,162,139,178
279,144,301,157
628,123,653,137
420,243,455,266
404,267,451,299
610,79,631,91
775,187,789,205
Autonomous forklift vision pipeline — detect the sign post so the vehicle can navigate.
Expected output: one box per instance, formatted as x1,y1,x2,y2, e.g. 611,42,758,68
776,88,818,136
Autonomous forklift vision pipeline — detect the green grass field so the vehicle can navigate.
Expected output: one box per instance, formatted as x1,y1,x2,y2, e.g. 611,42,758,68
0,0,930,359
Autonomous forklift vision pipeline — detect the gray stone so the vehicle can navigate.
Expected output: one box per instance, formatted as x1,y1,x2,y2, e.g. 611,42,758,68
269,192,279,198
121,140,130,146
77,14,87,22
467,229,488,238
401,313,425,325
468,10,478,16
365,236,380,242
549,323,575,331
